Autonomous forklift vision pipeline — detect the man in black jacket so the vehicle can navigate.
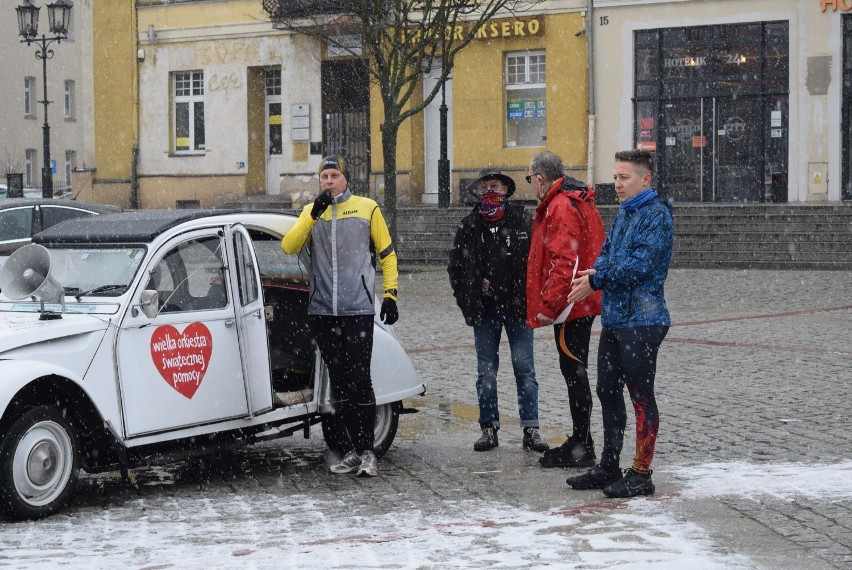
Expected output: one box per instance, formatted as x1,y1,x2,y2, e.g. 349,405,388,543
447,169,548,453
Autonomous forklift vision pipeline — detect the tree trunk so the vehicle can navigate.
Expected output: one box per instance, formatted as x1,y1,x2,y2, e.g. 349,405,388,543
381,121,399,246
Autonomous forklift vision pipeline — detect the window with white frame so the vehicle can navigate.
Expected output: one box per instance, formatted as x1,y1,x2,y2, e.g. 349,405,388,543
65,150,77,188
504,51,546,148
25,149,36,187
24,76,36,117
173,71,205,153
64,80,75,120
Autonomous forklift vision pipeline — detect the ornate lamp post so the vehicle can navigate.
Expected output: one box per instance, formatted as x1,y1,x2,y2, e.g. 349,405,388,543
16,0,73,199
437,70,451,209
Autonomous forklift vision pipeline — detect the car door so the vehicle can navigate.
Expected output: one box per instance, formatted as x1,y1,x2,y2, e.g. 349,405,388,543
0,206,35,256
225,224,273,415
116,229,250,437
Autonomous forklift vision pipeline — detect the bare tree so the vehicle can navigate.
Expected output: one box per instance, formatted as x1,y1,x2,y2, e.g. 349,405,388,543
2,149,23,176
264,0,540,241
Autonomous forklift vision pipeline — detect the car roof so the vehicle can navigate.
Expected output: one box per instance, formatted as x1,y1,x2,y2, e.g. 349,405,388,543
31,208,284,244
0,198,123,212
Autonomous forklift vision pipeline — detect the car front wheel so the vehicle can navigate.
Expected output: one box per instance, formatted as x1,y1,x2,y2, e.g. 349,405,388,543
321,401,400,458
0,405,79,520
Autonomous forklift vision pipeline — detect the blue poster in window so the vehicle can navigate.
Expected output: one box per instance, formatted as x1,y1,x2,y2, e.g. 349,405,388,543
507,99,546,120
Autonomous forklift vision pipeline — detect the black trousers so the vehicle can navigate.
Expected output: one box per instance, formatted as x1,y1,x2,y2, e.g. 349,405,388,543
552,315,595,445
310,314,376,454
596,325,668,473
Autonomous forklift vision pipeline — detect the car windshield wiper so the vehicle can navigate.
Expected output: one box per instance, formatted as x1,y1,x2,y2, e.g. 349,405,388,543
73,285,127,301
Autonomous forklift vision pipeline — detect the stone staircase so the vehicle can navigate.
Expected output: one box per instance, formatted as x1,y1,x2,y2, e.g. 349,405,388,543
395,203,852,271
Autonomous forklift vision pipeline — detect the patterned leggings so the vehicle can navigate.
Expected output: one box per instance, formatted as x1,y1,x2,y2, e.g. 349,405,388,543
596,325,668,474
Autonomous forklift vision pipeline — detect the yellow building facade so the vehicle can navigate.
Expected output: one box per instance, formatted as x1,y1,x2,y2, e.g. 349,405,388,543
81,2,591,208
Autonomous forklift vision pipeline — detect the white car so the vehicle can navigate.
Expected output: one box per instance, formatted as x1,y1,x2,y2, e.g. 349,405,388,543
0,210,424,520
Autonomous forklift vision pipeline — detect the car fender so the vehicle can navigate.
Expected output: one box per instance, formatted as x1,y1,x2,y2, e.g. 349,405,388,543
370,325,425,405
0,359,87,420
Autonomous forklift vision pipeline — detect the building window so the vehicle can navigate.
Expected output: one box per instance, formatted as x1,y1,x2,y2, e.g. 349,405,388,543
504,51,546,148
265,68,281,96
24,149,36,187
64,80,75,120
65,150,77,189
24,76,36,117
173,71,205,153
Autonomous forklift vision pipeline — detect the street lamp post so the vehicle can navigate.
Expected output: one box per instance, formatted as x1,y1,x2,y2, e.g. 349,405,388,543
437,74,450,209
16,0,73,199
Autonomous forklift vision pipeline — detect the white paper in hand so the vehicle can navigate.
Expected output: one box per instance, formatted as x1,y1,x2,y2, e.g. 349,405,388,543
553,258,580,325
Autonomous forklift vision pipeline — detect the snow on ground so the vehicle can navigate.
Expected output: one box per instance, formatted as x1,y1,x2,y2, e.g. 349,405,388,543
3,461,849,569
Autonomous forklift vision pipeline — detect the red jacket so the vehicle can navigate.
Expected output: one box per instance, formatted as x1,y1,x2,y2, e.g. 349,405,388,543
526,176,605,328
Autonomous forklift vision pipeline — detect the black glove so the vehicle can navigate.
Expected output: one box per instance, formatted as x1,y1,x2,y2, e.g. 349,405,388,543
464,315,482,327
311,190,334,220
380,298,398,325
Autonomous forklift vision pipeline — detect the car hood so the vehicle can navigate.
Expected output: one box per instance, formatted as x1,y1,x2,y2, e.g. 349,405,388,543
0,312,111,355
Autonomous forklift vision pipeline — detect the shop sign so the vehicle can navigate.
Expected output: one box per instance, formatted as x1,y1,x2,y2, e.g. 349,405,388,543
507,99,545,119
475,18,544,40
821,0,852,12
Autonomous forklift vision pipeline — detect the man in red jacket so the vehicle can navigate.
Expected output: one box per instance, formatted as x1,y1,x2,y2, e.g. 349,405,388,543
526,151,605,469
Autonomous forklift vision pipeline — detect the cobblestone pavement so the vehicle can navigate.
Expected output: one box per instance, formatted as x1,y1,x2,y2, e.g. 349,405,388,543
0,269,849,569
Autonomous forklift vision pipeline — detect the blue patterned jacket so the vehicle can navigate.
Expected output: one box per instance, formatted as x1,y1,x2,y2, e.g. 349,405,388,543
590,192,674,329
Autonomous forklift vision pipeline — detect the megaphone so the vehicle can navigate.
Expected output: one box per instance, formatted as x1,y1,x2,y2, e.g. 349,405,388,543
0,243,65,319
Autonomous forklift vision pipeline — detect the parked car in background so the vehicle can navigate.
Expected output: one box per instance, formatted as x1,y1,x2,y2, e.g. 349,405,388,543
0,184,43,200
0,199,122,270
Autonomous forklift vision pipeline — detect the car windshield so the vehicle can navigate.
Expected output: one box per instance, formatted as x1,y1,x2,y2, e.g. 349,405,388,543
48,246,147,297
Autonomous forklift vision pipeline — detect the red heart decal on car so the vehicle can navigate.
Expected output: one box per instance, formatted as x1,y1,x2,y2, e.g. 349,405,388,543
150,323,213,399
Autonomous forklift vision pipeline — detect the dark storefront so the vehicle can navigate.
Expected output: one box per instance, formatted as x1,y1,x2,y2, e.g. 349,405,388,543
634,22,789,202
842,15,852,201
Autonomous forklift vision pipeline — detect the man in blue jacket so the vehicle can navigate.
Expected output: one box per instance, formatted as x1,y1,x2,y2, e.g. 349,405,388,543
564,149,674,498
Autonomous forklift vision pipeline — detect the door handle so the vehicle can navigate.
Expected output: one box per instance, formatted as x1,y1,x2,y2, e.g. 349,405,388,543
225,318,235,328
254,309,262,319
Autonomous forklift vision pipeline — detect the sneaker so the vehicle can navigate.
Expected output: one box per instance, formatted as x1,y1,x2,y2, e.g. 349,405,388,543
602,468,655,498
357,451,378,478
540,435,596,468
565,464,622,490
473,426,499,451
330,450,361,474
522,427,550,453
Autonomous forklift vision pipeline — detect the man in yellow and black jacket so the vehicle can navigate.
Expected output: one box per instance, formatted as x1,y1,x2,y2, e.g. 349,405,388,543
282,155,398,478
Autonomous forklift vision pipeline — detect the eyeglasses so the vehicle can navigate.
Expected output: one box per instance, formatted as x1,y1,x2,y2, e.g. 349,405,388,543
525,173,540,184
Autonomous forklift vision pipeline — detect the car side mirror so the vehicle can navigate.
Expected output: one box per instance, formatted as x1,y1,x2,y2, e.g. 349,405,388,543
133,289,159,319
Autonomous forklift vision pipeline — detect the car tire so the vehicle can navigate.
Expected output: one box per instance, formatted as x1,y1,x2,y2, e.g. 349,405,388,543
0,405,79,520
321,401,400,458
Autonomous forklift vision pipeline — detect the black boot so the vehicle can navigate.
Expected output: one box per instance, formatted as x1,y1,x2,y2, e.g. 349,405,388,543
566,464,621,490
473,426,498,451
602,469,655,498
540,434,596,468
522,427,549,453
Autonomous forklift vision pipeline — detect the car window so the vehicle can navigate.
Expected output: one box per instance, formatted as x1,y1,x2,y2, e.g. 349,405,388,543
251,232,310,284
148,236,227,313
41,206,97,231
234,231,259,307
0,208,34,241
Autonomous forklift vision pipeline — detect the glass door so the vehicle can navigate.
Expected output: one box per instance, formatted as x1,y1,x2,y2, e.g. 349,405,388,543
659,99,707,201
713,97,762,201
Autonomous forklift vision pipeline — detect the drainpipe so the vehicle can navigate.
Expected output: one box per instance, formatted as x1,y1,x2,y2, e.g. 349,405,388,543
586,0,595,187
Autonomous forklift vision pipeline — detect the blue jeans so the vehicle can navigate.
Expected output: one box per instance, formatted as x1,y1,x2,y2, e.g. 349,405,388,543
473,311,539,429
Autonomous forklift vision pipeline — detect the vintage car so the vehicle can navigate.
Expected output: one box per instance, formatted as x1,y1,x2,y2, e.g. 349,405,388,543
0,210,424,520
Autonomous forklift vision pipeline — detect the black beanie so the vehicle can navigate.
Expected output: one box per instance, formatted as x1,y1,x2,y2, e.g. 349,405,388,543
319,155,349,182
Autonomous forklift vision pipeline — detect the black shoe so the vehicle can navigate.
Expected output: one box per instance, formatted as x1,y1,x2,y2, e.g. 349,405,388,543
540,435,596,468
602,469,655,498
473,426,498,451
522,427,549,453
566,464,622,490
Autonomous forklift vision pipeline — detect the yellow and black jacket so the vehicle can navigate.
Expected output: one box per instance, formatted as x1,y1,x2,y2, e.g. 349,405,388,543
282,188,398,316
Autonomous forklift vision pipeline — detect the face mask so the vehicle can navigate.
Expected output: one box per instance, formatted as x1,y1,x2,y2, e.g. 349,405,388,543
478,191,506,222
